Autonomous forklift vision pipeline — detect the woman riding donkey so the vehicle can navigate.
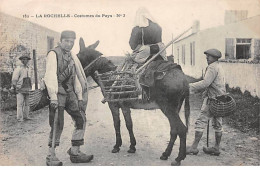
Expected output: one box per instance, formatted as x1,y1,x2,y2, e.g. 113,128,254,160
76,6,191,164
129,7,167,65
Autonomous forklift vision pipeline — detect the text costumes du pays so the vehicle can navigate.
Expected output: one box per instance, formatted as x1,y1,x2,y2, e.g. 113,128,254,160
32,13,126,18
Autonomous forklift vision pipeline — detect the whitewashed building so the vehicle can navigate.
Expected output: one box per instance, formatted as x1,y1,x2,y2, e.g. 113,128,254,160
174,11,260,97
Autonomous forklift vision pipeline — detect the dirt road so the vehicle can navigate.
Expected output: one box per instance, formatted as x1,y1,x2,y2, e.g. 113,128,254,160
0,88,259,166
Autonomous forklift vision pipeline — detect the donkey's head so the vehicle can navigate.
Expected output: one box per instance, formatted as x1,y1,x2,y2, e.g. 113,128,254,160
77,38,102,69
77,38,117,77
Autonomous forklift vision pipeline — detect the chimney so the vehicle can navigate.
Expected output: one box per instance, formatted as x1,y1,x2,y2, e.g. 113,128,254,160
192,20,200,33
224,10,248,24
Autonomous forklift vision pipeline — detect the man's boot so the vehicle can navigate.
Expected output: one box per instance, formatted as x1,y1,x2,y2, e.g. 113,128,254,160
203,132,222,156
186,131,203,155
46,147,63,166
67,146,94,163
24,105,33,120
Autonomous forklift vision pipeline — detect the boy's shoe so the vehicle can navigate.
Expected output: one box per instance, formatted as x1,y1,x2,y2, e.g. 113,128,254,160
203,146,220,156
186,146,199,155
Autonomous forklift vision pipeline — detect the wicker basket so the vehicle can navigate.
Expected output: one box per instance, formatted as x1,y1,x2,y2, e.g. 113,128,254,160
95,70,141,102
29,88,50,111
209,95,236,117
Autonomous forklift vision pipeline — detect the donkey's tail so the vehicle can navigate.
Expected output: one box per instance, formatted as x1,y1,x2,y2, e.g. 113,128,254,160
184,92,190,132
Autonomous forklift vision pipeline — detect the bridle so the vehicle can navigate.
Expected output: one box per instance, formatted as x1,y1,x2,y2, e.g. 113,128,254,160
83,56,101,72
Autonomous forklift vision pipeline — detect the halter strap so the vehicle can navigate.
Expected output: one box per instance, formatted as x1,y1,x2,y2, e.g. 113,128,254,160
83,56,101,71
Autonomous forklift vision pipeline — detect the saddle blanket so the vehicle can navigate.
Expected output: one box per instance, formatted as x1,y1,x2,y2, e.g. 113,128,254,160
139,60,182,88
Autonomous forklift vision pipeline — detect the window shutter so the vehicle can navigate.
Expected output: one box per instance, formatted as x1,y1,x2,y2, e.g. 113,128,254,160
225,38,234,59
182,45,185,65
190,43,192,65
193,42,195,65
254,39,260,59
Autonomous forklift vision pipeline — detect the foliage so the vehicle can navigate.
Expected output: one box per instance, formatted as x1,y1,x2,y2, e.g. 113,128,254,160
224,85,260,134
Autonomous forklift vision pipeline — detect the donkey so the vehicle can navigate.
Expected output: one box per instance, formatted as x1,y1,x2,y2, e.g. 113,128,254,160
77,38,190,166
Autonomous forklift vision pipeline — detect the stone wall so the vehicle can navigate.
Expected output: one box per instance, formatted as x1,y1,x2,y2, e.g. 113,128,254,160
0,12,60,83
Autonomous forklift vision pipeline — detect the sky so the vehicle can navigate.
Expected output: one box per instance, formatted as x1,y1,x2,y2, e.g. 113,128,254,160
1,0,260,56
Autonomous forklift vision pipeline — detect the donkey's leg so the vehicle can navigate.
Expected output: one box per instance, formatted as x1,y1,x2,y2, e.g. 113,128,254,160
160,113,179,160
171,121,187,166
161,113,187,166
172,97,188,166
157,99,179,161
161,118,178,160
108,103,122,153
157,97,186,164
121,106,136,153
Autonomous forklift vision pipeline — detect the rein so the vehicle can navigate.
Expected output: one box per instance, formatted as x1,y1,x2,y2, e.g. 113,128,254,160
83,56,101,72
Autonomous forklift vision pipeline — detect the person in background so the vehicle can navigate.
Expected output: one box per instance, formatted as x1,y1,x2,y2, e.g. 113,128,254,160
11,53,32,122
129,7,166,64
44,30,92,165
186,49,226,156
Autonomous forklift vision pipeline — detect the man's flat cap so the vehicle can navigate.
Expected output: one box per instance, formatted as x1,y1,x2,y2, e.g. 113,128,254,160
204,49,222,58
61,30,76,40
19,53,31,60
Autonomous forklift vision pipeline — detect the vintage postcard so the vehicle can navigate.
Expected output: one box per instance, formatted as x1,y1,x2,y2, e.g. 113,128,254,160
0,0,259,166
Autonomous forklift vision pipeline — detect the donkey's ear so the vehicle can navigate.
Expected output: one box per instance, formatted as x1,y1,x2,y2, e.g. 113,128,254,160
87,40,100,49
79,37,86,51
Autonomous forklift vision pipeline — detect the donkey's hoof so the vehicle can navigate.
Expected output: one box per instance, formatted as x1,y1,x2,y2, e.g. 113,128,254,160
160,155,168,160
127,148,136,153
112,147,120,153
171,160,181,166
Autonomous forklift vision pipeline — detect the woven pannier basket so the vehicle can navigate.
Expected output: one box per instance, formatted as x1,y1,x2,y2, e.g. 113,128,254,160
29,88,50,111
209,95,236,117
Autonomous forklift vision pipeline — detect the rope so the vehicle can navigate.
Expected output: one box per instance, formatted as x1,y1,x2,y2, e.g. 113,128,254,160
83,56,101,71
136,27,192,74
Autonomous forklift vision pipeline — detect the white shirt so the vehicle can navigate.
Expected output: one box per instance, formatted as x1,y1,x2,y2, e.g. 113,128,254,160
12,65,31,90
44,51,83,101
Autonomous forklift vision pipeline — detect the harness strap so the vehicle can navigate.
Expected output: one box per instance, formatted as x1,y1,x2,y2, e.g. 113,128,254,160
83,56,101,71
48,49,74,84
58,59,74,83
